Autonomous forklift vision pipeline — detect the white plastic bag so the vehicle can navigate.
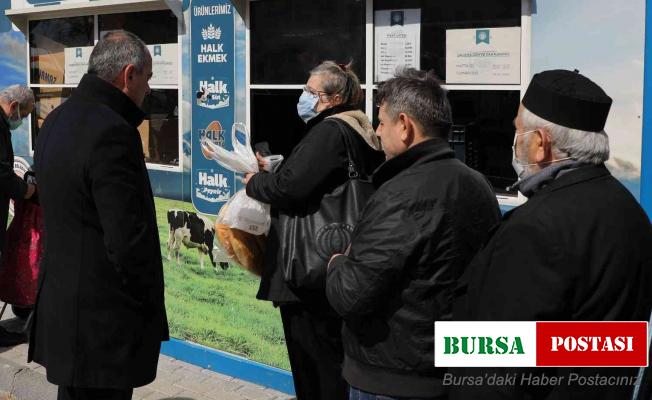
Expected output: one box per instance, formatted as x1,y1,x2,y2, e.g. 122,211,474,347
201,123,271,235
220,189,270,235
201,122,258,174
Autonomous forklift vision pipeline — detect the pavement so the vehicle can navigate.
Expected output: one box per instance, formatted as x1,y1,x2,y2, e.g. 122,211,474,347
0,307,295,400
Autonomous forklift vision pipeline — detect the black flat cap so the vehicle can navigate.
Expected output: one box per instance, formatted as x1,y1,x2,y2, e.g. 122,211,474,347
522,69,613,132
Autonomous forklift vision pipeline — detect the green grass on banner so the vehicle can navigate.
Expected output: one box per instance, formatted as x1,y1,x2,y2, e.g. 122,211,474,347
154,197,289,370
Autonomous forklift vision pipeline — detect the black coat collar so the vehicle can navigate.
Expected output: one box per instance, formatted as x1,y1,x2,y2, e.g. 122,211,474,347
535,163,612,195
373,138,454,187
306,104,356,131
503,164,613,221
74,73,145,128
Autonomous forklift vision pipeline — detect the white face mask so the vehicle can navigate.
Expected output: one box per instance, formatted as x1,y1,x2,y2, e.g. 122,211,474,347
511,129,537,178
512,125,572,179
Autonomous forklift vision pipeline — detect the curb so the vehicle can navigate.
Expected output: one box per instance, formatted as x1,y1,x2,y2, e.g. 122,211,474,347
0,356,55,400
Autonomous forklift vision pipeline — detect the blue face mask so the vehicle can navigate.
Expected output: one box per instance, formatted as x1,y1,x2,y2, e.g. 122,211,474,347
297,90,319,123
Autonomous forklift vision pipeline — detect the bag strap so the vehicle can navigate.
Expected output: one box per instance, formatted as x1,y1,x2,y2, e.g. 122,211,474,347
328,117,367,180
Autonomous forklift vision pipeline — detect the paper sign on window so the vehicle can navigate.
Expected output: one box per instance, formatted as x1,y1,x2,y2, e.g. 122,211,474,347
446,27,521,85
374,9,421,82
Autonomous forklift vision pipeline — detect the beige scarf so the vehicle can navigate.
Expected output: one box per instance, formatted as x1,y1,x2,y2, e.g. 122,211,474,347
327,110,382,151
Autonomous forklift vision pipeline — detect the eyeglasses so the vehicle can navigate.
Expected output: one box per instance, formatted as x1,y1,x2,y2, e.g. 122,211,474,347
303,85,333,99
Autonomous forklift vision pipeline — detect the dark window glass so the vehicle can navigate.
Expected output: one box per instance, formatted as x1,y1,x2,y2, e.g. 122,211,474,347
31,87,74,148
99,10,178,44
250,90,306,158
251,0,366,84
448,90,520,195
139,89,179,166
373,89,519,195
29,17,94,84
100,11,179,166
251,90,367,159
374,0,520,82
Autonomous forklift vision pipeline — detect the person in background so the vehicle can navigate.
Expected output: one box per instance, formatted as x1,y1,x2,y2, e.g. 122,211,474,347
244,61,384,400
30,31,168,400
0,85,36,346
450,70,652,399
325,68,501,400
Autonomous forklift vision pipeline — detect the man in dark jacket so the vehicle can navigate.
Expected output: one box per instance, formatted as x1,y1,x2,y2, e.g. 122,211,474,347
450,70,652,400
325,68,501,399
31,31,168,400
0,85,36,345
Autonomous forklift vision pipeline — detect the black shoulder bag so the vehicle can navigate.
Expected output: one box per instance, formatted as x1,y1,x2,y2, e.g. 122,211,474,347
279,119,376,291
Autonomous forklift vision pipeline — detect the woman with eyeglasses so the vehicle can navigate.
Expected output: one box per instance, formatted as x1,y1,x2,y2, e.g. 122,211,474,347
244,61,384,400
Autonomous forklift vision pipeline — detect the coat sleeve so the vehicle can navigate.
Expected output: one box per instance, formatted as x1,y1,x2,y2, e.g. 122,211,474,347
0,161,27,200
245,120,347,208
326,191,424,317
87,126,152,281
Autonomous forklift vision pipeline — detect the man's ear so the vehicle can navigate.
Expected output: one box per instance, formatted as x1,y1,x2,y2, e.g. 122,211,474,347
124,64,136,85
114,64,134,89
398,113,413,144
534,128,553,163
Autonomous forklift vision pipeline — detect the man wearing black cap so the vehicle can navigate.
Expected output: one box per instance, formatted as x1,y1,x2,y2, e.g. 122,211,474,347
450,69,652,399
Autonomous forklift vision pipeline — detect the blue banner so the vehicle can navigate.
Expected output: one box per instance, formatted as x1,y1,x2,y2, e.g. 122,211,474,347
191,0,235,215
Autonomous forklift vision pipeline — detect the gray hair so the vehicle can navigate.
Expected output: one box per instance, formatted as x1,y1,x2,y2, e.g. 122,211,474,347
521,106,610,165
376,68,452,138
88,30,150,83
310,61,363,107
0,85,34,109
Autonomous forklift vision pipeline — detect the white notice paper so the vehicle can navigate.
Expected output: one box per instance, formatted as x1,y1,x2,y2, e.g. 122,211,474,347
64,43,178,86
374,9,421,82
148,43,179,86
446,27,521,84
64,46,93,84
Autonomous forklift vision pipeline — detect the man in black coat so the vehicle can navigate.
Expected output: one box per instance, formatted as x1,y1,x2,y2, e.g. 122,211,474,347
30,31,168,400
0,85,36,345
325,69,501,399
450,70,652,400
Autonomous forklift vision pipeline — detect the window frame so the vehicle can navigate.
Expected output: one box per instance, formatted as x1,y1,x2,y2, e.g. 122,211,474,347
245,0,532,206
25,7,184,173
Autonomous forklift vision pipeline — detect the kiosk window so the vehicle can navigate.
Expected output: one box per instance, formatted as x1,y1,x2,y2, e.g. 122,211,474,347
250,0,366,84
98,10,177,44
27,11,180,168
140,89,179,166
250,89,366,160
29,17,94,85
250,89,306,158
100,10,181,167
30,87,74,148
372,89,520,195
373,0,521,83
448,90,520,195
